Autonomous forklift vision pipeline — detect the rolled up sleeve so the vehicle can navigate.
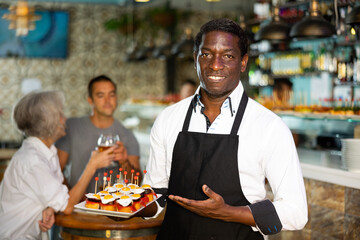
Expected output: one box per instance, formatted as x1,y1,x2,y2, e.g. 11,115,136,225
248,200,282,235
21,163,69,212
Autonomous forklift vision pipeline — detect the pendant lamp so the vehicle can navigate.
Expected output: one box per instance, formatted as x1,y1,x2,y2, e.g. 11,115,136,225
345,5,360,25
289,0,336,39
152,33,172,60
2,0,41,36
135,39,155,61
123,1,137,62
171,27,194,58
254,6,290,43
124,42,139,62
239,15,254,43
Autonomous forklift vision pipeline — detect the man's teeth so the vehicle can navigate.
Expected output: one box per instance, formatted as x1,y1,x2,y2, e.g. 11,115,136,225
208,76,224,80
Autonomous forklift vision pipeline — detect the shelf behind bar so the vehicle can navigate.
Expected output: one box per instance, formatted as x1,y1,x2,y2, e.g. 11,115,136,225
276,110,360,122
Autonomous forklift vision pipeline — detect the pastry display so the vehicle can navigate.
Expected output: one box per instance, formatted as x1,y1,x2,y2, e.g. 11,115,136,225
116,195,136,213
85,193,101,209
81,170,157,215
100,194,116,211
141,184,155,202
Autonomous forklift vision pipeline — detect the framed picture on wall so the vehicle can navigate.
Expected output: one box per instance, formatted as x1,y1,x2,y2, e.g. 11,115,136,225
0,8,69,59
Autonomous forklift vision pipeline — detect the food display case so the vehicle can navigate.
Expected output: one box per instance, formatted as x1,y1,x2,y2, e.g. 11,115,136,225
277,111,360,170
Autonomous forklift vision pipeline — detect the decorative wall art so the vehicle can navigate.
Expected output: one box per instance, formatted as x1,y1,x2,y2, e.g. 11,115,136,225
0,8,69,58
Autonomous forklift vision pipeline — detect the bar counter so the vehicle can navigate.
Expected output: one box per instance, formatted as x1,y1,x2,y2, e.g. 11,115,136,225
55,210,164,240
297,148,360,189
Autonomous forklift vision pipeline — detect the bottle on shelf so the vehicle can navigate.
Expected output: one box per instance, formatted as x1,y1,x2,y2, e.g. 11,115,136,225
346,49,355,82
355,46,360,83
337,50,347,83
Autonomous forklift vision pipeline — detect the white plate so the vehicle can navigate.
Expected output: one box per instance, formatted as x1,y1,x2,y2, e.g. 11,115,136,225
74,198,156,218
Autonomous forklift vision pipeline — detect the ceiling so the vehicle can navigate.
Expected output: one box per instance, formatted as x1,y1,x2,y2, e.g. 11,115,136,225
14,0,256,14
136,0,256,13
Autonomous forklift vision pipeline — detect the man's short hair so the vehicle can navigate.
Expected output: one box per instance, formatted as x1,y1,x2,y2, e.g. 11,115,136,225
194,18,248,58
88,75,117,98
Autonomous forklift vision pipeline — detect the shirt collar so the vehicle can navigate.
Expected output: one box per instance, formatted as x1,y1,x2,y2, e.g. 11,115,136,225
191,81,245,117
25,136,57,160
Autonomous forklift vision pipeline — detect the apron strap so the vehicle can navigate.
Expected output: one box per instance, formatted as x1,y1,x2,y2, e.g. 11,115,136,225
182,95,198,132
230,92,248,136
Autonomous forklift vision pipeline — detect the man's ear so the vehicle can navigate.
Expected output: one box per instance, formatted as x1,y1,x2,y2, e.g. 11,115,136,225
87,96,93,106
240,54,249,72
193,52,197,69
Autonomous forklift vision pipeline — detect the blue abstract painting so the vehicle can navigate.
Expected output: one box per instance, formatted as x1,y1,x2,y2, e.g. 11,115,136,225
0,9,69,59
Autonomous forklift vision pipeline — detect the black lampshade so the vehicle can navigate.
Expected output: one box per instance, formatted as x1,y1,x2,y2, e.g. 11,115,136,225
135,45,155,61
254,6,290,43
152,33,172,60
171,27,194,58
345,5,360,25
171,39,194,58
290,0,336,39
152,44,172,60
124,43,138,62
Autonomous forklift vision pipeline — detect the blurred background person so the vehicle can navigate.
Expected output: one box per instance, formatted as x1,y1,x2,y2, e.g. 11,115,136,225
0,91,114,239
56,75,141,193
180,79,197,100
273,78,293,108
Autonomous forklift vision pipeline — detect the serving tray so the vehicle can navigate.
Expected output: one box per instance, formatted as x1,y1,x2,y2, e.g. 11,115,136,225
74,198,156,218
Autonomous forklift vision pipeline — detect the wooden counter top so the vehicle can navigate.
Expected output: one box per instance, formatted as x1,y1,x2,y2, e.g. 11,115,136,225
0,149,17,161
55,210,164,230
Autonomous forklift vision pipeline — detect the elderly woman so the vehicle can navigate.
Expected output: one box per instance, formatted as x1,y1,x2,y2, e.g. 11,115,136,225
0,91,115,239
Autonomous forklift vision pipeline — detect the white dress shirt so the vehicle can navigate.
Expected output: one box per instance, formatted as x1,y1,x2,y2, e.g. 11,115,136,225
0,137,69,240
144,82,308,231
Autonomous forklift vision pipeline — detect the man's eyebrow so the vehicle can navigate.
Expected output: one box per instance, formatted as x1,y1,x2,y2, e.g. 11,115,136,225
201,47,235,52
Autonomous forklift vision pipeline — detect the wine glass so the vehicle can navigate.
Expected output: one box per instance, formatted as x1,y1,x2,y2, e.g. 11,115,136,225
97,134,120,169
97,134,120,152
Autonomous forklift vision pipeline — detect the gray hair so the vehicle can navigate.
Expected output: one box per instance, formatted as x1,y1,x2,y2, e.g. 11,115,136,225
13,90,65,138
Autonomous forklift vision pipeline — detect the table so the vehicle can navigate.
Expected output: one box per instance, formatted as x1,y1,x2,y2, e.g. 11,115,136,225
0,149,17,182
55,210,164,240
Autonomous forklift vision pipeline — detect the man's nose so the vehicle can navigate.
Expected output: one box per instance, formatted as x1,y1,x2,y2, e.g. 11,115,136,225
209,55,224,71
104,95,111,103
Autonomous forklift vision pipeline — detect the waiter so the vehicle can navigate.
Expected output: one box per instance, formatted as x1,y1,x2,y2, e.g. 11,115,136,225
142,18,308,239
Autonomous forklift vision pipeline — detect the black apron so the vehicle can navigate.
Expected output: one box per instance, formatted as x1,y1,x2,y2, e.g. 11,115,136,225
156,92,263,240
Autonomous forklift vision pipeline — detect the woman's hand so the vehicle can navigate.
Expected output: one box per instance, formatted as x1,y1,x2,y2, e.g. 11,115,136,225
38,207,55,232
89,146,115,169
113,141,128,165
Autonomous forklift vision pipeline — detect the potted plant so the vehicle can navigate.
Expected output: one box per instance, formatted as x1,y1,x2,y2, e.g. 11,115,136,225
145,2,178,31
104,13,140,36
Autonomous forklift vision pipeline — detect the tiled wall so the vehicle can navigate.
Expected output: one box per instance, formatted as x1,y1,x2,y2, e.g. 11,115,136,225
0,2,224,143
269,178,360,240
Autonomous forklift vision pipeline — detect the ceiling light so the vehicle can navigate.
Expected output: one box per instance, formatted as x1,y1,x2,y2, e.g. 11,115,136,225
254,6,290,43
289,0,336,39
2,0,41,36
206,0,221,2
135,0,150,2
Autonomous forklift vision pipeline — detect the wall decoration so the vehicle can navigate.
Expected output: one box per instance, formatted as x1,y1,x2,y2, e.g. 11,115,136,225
0,8,69,58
